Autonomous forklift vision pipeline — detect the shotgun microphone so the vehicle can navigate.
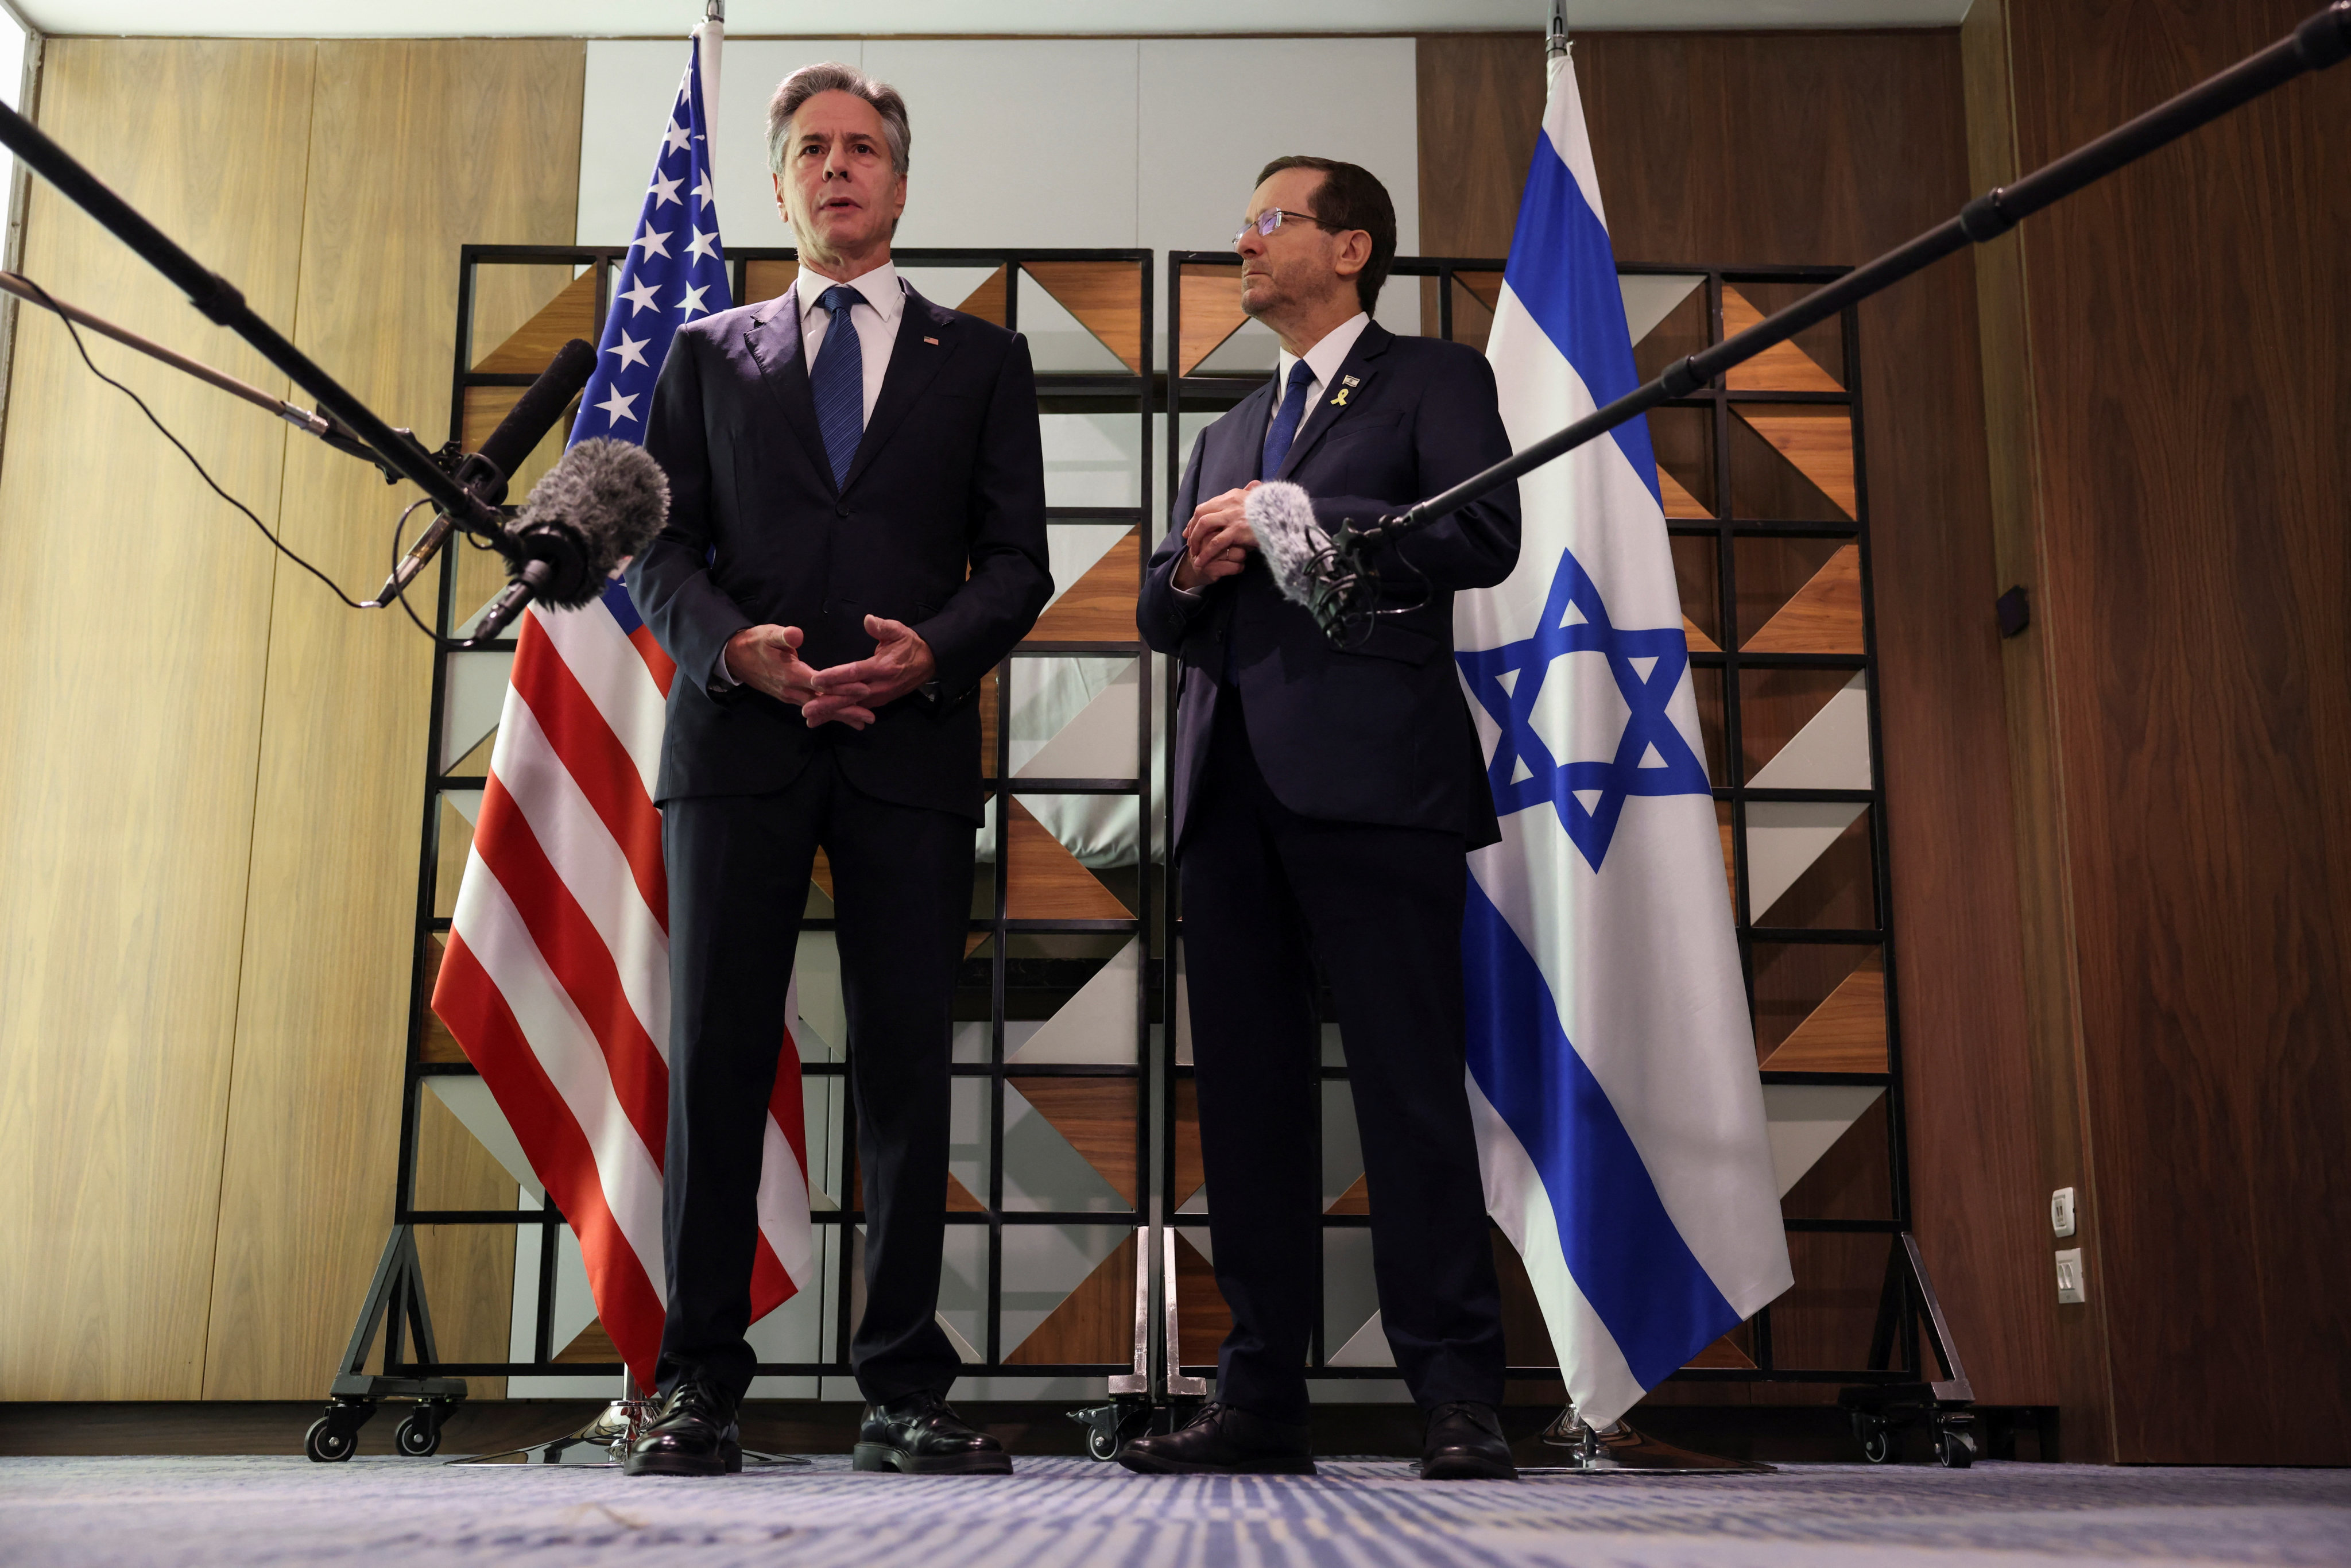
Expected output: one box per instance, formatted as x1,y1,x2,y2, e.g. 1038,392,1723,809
369,336,598,607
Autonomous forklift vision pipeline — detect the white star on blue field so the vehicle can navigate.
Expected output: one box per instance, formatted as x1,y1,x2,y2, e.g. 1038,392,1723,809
1456,547,1711,873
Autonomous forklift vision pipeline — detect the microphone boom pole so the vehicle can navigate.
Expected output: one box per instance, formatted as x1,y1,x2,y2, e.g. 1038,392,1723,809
0,98,506,545
1347,2,2350,568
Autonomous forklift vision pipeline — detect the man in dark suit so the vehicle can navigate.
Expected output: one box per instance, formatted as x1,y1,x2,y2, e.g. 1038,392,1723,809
622,63,1049,1477
1118,157,1521,1481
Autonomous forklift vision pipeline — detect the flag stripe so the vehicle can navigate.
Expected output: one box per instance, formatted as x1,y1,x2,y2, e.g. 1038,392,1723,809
435,932,669,1371
1462,878,1740,1388
470,777,670,1163
508,628,669,922
1502,130,1663,510
488,696,671,1047
532,601,670,801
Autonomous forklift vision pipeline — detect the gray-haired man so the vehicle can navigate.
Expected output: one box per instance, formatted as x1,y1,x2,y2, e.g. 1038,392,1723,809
623,63,1051,1478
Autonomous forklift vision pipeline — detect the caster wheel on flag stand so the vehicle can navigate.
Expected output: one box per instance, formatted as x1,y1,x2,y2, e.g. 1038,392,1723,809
394,1404,449,1457
1934,1422,1978,1469
1853,1412,1900,1465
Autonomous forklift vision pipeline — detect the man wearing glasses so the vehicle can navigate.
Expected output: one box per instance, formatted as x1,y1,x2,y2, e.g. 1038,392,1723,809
1125,157,1522,1480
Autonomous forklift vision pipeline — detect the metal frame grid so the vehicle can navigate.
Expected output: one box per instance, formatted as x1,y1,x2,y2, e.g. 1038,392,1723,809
385,243,1155,1384
1161,251,1926,1392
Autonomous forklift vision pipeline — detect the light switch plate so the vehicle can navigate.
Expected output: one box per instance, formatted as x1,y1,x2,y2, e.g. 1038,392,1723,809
2051,1186,2077,1238
2055,1247,2086,1304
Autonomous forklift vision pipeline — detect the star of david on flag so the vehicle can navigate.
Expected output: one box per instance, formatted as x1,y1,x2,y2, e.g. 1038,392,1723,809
434,21,815,1389
1458,545,1711,873
1453,47,1790,1432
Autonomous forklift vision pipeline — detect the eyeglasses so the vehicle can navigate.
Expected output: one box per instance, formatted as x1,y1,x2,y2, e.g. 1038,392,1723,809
1233,208,1335,248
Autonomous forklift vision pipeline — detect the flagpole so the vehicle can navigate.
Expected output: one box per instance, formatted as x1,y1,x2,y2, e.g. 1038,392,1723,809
1343,1,2349,568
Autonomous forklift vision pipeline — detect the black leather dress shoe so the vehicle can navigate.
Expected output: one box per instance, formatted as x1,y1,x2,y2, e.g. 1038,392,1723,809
1116,1401,1316,1476
853,1391,1012,1474
624,1381,741,1477
1419,1401,1517,1480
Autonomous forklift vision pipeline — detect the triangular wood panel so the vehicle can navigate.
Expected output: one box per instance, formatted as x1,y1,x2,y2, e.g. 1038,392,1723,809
462,384,582,454
955,265,1006,326
1171,1078,1204,1209
1173,1232,1231,1367
1734,406,1856,519
1010,1076,1137,1204
1720,285,1842,392
1659,465,1711,520
1683,614,1719,654
743,258,798,305
420,933,466,1063
1760,951,1887,1073
1745,543,1863,654
1004,1232,1137,1365
1328,1173,1370,1214
1023,261,1143,374
1684,1333,1756,1369
1455,270,1504,311
556,1318,619,1364
476,270,597,372
1177,265,1249,377
1027,528,1139,643
1740,667,1858,780
1006,797,1133,919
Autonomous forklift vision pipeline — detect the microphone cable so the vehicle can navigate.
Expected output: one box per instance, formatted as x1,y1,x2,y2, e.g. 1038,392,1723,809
12,270,433,634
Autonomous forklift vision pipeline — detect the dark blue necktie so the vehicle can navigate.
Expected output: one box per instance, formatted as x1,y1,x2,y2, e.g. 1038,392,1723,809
1260,358,1315,479
810,284,865,488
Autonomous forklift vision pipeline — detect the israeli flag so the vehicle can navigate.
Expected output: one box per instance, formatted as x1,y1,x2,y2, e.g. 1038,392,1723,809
1455,52,1792,1430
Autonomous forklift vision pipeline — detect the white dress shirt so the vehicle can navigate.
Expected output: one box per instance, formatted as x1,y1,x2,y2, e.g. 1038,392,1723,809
795,258,904,424
715,259,905,688
1173,311,1373,605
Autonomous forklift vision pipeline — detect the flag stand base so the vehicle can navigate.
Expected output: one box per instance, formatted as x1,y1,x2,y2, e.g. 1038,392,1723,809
1838,1231,1979,1468
1542,1412,1777,1474
303,1225,467,1462
453,1372,811,1469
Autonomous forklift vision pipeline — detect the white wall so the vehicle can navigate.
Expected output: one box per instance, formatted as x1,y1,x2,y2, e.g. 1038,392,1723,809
578,35,1421,352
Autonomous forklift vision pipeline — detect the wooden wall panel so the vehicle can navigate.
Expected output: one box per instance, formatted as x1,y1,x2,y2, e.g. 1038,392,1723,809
0,40,316,1400
1418,33,2055,1408
1997,0,2351,1464
201,39,584,1400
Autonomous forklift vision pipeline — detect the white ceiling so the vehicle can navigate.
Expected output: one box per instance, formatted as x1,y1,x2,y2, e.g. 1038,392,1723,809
17,1,1972,38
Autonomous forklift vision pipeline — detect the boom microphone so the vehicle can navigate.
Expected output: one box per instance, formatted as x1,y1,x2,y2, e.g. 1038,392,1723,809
370,337,597,607
468,437,671,645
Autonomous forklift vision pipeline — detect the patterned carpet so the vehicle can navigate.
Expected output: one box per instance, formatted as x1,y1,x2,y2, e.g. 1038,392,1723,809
2,1455,2347,1567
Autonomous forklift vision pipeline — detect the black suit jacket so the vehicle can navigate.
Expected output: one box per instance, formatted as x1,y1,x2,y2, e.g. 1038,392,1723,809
628,282,1052,820
1138,322,1520,849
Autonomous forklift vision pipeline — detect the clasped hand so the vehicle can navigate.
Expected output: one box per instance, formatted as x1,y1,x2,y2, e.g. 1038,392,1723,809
722,615,935,731
1171,480,1263,591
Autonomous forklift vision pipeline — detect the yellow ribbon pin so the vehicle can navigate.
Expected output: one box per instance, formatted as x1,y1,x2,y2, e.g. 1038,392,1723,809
1330,387,1351,406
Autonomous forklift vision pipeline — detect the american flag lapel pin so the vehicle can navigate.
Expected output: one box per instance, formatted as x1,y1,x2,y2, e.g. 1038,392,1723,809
924,335,940,345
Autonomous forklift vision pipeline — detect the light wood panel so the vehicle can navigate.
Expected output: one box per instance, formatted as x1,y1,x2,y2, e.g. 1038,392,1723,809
1025,528,1139,644
1327,1174,1370,1215
1021,261,1143,375
202,38,587,1400
954,265,1005,326
1733,405,1857,519
0,38,317,1400
1004,797,1132,920
1721,283,1843,392
743,258,797,305
474,269,595,373
1004,1232,1136,1366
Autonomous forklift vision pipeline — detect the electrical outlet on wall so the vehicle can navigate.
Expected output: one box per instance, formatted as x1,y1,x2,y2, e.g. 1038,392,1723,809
2051,1186,2077,1238
2055,1247,2086,1304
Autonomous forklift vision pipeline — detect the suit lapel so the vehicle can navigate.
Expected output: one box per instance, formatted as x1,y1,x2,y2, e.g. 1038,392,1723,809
1215,381,1276,487
1276,321,1390,482
743,288,834,490
839,285,958,495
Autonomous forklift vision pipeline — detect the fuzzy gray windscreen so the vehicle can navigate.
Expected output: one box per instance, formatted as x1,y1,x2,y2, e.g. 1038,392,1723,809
516,437,672,608
1246,481,1332,611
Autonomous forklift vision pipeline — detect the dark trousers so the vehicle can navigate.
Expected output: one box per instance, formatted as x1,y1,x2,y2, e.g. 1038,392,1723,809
656,753,969,1405
1180,696,1506,1424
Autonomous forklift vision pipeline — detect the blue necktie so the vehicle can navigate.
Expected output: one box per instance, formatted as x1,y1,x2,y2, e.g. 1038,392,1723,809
1260,358,1315,479
810,284,865,489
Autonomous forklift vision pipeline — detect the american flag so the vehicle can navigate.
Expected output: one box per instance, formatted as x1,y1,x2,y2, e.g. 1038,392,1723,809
432,22,814,1387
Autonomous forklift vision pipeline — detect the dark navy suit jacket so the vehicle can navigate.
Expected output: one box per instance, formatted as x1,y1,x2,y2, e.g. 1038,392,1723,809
1138,321,1520,848
628,283,1051,820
